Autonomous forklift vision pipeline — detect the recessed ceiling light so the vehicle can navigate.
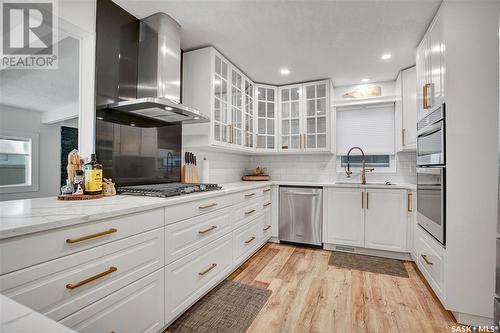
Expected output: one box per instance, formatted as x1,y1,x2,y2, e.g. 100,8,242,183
361,78,370,83
280,68,291,75
381,53,392,60
97,116,104,120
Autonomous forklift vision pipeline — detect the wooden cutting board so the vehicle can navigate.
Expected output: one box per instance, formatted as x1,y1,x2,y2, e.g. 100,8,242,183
242,175,270,181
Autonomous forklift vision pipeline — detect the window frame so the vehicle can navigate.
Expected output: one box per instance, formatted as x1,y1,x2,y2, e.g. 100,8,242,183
0,130,39,194
336,154,396,174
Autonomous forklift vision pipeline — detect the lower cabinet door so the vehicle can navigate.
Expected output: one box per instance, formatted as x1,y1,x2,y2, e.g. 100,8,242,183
364,189,407,252
233,215,263,266
164,233,233,324
60,269,165,333
325,188,365,247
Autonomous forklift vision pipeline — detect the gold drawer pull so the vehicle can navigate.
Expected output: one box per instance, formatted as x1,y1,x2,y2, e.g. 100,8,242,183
263,202,271,207
66,228,117,244
245,193,256,197
198,263,217,276
199,203,217,209
198,225,217,234
245,209,256,215
407,193,413,212
421,254,433,266
263,225,271,231
263,188,271,193
245,236,256,244
66,266,117,290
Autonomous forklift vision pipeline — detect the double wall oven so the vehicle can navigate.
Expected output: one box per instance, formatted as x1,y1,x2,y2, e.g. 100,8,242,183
416,103,446,245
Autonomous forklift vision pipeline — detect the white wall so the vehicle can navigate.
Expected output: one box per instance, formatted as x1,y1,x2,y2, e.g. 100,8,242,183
0,105,78,201
441,0,499,324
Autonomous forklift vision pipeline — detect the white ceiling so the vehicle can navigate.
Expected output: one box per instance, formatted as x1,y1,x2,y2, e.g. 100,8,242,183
114,0,441,86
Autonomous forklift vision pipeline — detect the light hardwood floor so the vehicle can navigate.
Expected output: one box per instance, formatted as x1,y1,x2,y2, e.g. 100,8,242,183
228,243,459,333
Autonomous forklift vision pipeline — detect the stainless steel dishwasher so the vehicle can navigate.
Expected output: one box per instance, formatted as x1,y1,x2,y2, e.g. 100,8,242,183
279,186,323,246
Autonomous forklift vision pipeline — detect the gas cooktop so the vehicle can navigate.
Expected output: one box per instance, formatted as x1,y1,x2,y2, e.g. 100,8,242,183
116,183,222,198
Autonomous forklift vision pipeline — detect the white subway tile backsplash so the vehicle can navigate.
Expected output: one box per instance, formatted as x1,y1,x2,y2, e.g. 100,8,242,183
187,148,416,185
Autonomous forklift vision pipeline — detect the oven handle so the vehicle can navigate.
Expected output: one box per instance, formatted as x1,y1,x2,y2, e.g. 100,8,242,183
417,121,442,138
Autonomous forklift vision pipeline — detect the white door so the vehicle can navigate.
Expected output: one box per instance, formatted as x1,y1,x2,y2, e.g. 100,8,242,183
402,67,417,149
244,78,255,149
256,85,277,151
364,189,407,252
213,54,230,145
279,85,302,151
303,81,329,151
325,188,365,247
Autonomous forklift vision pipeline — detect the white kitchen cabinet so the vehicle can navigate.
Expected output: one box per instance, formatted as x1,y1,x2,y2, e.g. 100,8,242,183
364,189,407,252
279,80,331,152
325,187,408,253
255,84,278,151
416,9,444,121
395,67,417,152
182,47,254,151
61,269,165,333
325,188,365,247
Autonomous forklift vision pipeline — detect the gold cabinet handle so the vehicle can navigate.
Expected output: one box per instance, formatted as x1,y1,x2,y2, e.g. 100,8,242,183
199,203,217,209
407,193,413,212
66,228,117,244
198,225,217,234
361,191,364,209
198,263,217,276
366,192,369,209
421,254,433,266
245,209,256,215
422,84,428,109
299,134,303,149
66,266,117,290
244,193,255,197
245,236,256,244
303,134,307,148
263,225,271,231
263,202,271,207
263,188,271,193
402,129,405,146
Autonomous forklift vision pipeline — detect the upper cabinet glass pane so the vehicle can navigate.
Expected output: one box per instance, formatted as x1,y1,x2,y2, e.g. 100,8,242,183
290,88,300,101
282,89,289,101
221,61,228,78
258,88,266,100
268,89,275,101
306,85,315,99
215,56,221,75
317,84,326,98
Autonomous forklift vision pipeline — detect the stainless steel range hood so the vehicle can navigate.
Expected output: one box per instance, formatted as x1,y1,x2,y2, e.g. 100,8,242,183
103,13,208,124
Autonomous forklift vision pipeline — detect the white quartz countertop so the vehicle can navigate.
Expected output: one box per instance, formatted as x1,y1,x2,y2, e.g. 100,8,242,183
0,180,415,240
0,294,76,333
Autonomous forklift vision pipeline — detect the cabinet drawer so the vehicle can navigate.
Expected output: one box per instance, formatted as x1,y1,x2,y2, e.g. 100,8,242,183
0,228,164,322
415,226,445,298
165,207,232,264
233,215,264,266
165,234,233,323
236,187,267,203
61,269,164,333
0,208,164,275
233,198,264,229
164,194,237,225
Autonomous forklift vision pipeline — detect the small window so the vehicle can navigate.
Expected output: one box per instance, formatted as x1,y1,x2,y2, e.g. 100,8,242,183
340,155,390,168
0,138,32,187
0,132,39,194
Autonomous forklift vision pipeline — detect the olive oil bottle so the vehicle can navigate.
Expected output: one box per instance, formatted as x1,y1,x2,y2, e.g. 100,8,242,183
84,154,103,195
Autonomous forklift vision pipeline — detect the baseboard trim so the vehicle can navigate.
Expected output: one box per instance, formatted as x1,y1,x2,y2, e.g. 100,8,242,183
323,243,412,261
452,312,493,327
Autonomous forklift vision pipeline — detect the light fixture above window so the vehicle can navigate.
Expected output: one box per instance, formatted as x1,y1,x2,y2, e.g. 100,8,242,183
381,53,392,60
280,68,291,75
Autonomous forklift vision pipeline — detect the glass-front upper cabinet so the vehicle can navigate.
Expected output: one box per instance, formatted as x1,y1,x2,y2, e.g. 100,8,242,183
278,80,330,152
244,79,255,149
279,85,302,151
304,82,328,150
230,68,244,147
256,85,277,151
213,55,230,145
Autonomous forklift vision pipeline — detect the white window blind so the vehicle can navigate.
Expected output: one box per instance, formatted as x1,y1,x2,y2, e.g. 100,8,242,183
336,103,395,155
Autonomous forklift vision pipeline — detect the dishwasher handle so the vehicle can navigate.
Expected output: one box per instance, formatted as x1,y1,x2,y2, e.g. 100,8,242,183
285,191,320,196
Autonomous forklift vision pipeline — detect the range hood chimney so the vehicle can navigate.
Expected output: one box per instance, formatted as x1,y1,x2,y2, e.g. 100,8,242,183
103,13,207,124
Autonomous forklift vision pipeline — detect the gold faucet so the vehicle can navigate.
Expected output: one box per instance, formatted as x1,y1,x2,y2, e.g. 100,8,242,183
345,146,374,185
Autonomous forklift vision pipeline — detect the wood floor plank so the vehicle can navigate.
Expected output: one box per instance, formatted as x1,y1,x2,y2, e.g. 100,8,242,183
228,243,457,333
